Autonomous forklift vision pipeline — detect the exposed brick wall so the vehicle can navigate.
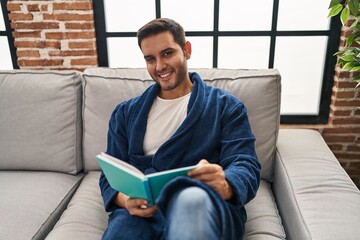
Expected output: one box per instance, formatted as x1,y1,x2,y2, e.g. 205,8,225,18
7,0,97,71
322,20,360,187
5,0,360,187
324,87,360,187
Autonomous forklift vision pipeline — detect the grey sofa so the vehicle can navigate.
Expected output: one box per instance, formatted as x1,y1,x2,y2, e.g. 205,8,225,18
0,68,359,240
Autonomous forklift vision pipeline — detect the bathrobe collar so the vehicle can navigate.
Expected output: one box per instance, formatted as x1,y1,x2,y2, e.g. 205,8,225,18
127,72,206,172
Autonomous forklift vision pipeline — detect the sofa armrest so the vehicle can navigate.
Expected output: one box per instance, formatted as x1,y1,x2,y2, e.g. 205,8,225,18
273,129,360,240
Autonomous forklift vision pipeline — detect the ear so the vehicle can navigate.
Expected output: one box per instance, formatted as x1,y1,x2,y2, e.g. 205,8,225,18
183,41,192,60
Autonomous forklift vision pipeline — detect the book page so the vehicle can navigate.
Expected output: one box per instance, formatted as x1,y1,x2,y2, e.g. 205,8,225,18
99,152,145,178
147,165,197,177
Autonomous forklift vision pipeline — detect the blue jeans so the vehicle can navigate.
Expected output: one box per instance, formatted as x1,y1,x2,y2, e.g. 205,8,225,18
165,186,221,240
102,187,222,240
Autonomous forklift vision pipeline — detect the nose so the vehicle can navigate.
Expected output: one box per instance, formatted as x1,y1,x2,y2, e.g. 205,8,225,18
155,59,166,72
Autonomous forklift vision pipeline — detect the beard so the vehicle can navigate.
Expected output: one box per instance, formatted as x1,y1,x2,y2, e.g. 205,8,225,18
152,60,188,92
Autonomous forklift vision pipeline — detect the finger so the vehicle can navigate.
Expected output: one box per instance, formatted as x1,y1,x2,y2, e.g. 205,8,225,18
197,159,209,165
188,164,219,177
140,204,148,209
136,205,158,218
126,198,158,216
188,160,209,176
191,172,219,182
126,198,148,209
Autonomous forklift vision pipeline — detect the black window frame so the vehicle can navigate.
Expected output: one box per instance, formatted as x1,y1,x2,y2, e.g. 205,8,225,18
1,0,18,69
93,0,342,124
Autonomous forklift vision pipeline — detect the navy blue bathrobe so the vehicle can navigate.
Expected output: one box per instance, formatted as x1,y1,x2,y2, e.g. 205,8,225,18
99,72,261,239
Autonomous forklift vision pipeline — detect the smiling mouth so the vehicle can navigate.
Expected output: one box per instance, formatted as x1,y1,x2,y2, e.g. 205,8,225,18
159,71,172,78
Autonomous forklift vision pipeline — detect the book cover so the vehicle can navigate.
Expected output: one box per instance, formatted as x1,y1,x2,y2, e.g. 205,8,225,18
96,152,197,206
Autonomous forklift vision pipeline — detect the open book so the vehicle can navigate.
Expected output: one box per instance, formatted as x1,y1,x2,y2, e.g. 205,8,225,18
96,152,197,206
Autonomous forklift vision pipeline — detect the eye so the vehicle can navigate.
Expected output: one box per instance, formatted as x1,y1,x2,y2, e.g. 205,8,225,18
145,57,155,63
163,50,172,57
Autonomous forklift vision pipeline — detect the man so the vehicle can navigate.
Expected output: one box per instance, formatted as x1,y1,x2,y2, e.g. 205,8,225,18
100,18,260,240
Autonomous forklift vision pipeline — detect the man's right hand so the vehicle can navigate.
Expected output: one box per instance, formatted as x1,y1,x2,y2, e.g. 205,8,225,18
113,192,158,218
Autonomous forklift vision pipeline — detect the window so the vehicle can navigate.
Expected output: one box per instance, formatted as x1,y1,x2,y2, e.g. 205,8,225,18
94,0,341,124
0,0,17,70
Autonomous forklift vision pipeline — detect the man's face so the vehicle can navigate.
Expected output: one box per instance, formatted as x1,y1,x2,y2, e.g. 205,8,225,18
140,31,191,99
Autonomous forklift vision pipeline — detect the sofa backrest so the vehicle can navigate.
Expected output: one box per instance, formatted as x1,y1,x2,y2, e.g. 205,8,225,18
0,70,83,174
82,68,153,171
83,68,281,182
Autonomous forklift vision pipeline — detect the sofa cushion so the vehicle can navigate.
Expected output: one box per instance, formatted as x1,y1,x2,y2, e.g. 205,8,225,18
82,68,281,181
195,69,281,181
46,172,285,240
82,69,153,172
274,129,360,240
0,70,83,174
0,171,83,240
45,171,107,240
244,180,286,239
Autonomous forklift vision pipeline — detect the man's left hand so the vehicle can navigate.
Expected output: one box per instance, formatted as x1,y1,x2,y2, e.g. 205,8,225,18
188,159,234,200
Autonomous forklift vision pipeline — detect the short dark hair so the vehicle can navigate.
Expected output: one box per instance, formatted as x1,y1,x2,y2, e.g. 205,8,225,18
137,18,186,49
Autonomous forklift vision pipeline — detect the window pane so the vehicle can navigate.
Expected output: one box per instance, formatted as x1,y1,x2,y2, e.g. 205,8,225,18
278,0,330,30
107,37,145,68
0,3,5,31
104,0,155,32
219,0,273,31
161,0,214,31
187,37,213,68
274,36,328,115
108,36,213,69
218,37,270,69
0,37,13,70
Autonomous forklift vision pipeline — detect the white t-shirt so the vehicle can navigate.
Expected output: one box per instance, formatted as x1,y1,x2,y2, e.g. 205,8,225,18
143,93,191,156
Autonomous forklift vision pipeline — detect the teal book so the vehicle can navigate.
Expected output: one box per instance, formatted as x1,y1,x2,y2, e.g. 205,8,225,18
96,152,197,206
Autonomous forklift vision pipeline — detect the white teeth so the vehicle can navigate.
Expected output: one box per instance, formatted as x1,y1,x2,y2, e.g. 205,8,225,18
160,72,171,78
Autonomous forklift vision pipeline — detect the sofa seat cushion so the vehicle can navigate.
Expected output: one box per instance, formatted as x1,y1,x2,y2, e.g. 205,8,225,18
0,171,83,240
244,180,286,239
47,172,285,240
45,171,107,240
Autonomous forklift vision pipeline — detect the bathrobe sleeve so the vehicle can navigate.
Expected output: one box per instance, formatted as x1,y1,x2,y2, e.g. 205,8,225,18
220,101,261,208
99,103,130,212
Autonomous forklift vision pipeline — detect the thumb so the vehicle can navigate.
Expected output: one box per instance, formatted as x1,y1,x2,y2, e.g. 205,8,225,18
197,159,209,166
